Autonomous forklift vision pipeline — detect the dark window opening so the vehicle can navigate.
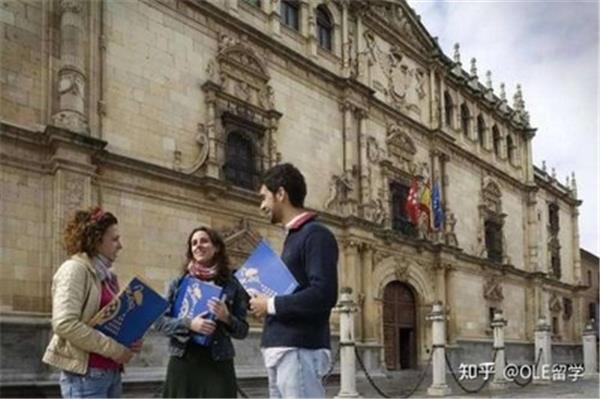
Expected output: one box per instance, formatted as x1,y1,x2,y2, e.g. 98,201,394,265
224,132,259,190
485,220,503,263
280,0,299,31
477,115,486,147
461,103,470,137
492,125,501,157
444,91,454,128
316,6,332,51
390,181,417,237
548,203,560,234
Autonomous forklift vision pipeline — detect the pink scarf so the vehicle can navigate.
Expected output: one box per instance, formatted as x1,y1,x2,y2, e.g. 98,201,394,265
187,260,217,281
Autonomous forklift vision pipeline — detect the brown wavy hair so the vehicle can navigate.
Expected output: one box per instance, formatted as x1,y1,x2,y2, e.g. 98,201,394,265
63,206,118,257
182,227,231,286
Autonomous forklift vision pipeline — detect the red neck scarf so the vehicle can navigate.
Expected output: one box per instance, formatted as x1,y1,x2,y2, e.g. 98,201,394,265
187,260,217,281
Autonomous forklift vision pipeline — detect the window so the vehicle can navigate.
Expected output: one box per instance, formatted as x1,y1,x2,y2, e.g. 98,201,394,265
506,135,515,162
280,0,299,31
389,181,417,237
243,0,261,7
563,298,572,321
488,307,497,326
316,5,332,51
444,91,454,128
224,132,259,190
550,250,561,279
548,203,559,234
492,125,501,157
460,103,470,138
477,115,486,147
552,316,559,335
484,220,503,263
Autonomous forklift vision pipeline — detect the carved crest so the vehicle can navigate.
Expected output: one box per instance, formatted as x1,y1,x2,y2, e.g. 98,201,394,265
483,277,504,302
549,293,563,314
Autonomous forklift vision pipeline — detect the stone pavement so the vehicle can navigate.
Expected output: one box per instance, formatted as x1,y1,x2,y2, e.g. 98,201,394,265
234,372,600,399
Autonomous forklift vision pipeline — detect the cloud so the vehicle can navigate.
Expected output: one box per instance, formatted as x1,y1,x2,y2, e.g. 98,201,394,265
408,0,599,253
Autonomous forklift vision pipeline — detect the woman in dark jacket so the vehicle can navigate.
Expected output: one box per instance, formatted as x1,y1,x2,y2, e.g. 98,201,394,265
154,226,249,398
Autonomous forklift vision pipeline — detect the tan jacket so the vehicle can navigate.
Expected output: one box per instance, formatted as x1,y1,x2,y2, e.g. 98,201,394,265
42,253,129,374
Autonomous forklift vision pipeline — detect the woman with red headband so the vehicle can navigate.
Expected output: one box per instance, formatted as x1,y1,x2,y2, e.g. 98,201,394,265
42,207,142,398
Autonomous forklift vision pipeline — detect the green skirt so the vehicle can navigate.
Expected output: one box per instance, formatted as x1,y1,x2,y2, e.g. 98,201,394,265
162,343,237,398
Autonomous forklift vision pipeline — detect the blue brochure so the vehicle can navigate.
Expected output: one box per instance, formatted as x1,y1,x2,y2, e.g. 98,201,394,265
172,276,224,346
235,239,299,297
90,277,168,347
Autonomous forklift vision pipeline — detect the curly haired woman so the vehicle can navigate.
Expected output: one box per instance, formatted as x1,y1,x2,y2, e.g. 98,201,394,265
42,207,142,398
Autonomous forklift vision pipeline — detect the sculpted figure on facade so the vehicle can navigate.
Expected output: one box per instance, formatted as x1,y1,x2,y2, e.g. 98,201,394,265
324,171,355,216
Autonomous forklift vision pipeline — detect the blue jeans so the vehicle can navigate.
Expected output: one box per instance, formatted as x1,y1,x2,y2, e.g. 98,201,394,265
59,368,122,398
266,349,330,398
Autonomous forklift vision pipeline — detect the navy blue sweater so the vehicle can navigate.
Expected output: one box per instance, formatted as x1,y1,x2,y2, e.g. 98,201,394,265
261,216,339,349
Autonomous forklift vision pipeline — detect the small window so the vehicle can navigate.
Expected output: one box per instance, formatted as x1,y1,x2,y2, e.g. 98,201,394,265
444,91,454,128
548,203,559,234
243,0,261,7
506,135,515,162
550,250,561,279
477,115,486,147
224,132,258,190
484,220,503,263
460,103,470,138
492,125,501,157
316,5,332,51
280,0,299,31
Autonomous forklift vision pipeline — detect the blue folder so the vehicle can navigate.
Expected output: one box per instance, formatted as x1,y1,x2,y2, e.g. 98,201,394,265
172,276,224,346
90,277,168,347
235,239,299,297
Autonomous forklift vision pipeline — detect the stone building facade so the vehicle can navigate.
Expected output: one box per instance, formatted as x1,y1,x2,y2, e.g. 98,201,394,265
0,0,589,387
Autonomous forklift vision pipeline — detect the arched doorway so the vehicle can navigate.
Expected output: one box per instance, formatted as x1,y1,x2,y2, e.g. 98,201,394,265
383,281,417,370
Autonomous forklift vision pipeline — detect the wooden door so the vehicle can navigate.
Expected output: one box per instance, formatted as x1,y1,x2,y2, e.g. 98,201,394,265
383,281,416,370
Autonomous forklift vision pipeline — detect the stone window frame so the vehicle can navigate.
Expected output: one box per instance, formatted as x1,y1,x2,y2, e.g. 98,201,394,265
443,90,455,129
478,178,507,263
316,4,334,52
281,0,300,31
460,102,471,139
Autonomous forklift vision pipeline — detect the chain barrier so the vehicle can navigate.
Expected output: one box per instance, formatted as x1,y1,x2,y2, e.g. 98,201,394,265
236,382,250,398
354,345,434,398
509,347,543,388
444,347,497,394
322,345,341,386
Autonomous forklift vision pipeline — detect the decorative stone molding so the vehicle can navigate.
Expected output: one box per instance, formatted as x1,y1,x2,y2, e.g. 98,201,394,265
174,123,209,173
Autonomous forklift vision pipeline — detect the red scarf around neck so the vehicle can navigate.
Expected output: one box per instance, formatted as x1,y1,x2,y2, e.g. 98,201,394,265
187,260,217,281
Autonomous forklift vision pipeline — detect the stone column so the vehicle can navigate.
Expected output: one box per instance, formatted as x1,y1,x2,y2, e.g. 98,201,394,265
571,206,582,284
52,0,89,134
268,0,281,38
427,302,451,396
305,2,317,58
355,8,365,80
490,310,508,390
340,0,350,77
335,287,360,398
357,109,369,207
533,317,552,384
583,321,598,379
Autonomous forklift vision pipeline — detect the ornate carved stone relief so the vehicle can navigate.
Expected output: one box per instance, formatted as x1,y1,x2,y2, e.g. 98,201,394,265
549,293,563,314
222,218,263,267
363,30,428,121
483,277,504,303
323,171,357,217
190,32,282,177
385,122,416,171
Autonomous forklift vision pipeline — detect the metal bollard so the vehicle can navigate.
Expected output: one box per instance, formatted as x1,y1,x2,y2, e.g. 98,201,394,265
582,320,598,379
334,287,360,398
489,310,508,390
533,317,552,384
427,302,451,396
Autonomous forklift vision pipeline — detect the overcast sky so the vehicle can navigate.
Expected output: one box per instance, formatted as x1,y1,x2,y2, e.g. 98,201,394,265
407,0,599,255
